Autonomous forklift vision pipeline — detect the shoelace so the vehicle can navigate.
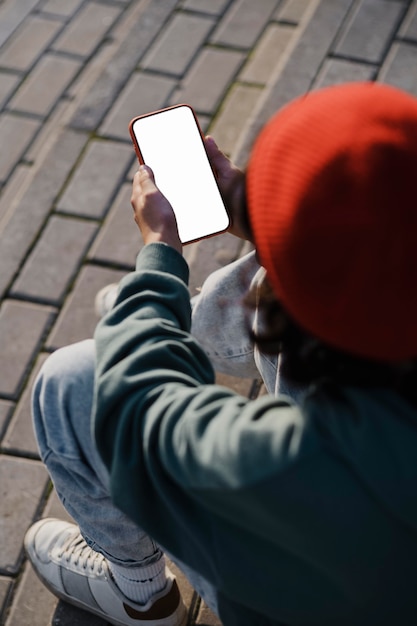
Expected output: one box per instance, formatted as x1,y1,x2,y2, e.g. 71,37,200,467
58,529,106,575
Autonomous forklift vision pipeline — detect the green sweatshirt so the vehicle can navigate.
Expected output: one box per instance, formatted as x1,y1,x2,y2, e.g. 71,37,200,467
94,243,417,626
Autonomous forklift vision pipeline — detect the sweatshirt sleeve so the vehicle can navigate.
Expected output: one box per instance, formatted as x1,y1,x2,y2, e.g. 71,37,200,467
93,243,313,572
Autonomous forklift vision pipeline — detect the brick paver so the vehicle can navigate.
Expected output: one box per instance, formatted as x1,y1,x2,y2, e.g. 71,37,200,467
211,0,279,49
183,0,230,14
170,47,245,114
0,0,40,48
88,183,142,269
0,115,40,184
10,216,98,305
2,354,48,457
45,265,127,351
2,0,417,624
0,456,48,574
401,0,417,39
0,74,20,109
0,301,55,400
333,0,407,64
40,0,84,18
99,72,177,140
56,140,133,219
142,12,216,76
51,2,123,58
0,16,63,72
0,129,87,299
239,23,296,84
0,401,14,439
8,54,81,118
379,41,417,95
276,0,313,24
313,57,376,89
69,0,179,131
209,84,262,156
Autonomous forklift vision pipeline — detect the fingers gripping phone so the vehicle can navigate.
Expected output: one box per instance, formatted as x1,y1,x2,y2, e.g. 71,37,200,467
129,105,230,245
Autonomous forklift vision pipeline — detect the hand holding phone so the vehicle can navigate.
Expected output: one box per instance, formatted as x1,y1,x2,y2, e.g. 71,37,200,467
131,165,182,253
129,105,230,245
204,136,251,241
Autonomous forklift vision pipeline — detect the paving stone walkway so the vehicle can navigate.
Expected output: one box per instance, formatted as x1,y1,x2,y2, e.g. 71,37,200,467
1,0,417,624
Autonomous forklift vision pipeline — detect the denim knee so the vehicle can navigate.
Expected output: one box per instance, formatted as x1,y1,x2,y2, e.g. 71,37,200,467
31,339,96,463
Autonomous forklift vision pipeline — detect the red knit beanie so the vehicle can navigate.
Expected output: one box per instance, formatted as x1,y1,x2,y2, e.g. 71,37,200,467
247,82,417,362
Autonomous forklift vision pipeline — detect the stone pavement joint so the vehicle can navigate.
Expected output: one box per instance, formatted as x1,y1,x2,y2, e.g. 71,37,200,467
333,0,408,64
2,0,417,624
69,0,180,131
0,129,88,300
141,12,216,76
56,140,133,219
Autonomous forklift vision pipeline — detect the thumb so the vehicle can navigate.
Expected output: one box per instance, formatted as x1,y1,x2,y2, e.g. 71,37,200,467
138,164,158,191
205,135,231,174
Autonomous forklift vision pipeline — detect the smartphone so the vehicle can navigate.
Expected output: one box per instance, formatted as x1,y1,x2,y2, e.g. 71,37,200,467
129,104,230,245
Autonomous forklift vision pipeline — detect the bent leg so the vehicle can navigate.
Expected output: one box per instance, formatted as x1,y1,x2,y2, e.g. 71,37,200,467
191,251,262,380
32,339,161,566
32,339,220,618
192,251,282,394
192,252,308,401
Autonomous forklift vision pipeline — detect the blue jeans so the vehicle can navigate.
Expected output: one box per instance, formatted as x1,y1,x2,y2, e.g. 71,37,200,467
32,252,298,615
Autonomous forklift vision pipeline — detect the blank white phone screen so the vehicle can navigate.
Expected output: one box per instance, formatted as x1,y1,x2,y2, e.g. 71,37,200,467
131,106,229,244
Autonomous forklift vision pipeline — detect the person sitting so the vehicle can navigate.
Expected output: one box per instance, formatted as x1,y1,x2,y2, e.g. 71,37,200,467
25,82,417,625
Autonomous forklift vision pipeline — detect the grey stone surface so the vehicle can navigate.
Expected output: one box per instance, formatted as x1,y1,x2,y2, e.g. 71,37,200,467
142,12,215,76
209,84,262,156
0,301,55,400
5,563,57,626
8,54,81,118
313,58,376,89
0,129,88,299
51,602,108,626
51,2,122,58
239,23,296,84
0,73,20,109
276,0,312,24
0,114,39,184
0,165,30,224
182,0,230,14
46,265,127,350
0,16,63,71
0,0,40,48
0,577,12,619
39,0,84,18
11,216,98,305
171,48,245,114
99,72,177,141
0,400,14,441
2,353,48,457
56,140,133,219
379,40,417,96
0,456,48,575
70,0,179,131
333,0,407,63
399,0,417,40
211,0,279,48
88,183,142,269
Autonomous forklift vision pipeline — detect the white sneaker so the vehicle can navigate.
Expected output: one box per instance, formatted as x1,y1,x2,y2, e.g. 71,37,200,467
24,518,187,626
94,283,119,318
